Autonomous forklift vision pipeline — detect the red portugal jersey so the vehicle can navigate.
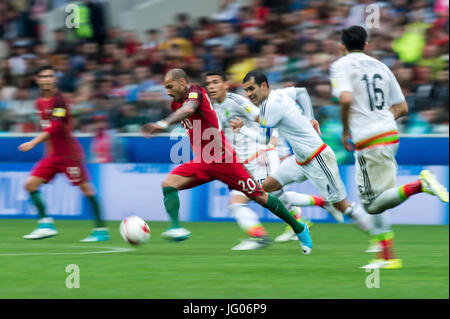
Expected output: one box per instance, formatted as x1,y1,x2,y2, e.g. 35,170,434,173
170,85,237,163
36,92,84,160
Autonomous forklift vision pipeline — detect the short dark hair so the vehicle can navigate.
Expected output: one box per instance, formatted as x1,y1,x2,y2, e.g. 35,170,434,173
165,68,188,82
243,70,269,88
35,65,54,76
204,70,226,82
342,25,368,51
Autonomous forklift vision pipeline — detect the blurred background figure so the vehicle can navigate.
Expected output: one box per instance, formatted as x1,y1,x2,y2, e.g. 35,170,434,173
90,114,128,163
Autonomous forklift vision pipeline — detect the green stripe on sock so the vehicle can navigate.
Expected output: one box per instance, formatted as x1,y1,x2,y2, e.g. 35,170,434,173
266,194,304,234
30,190,46,218
87,195,105,228
163,187,180,228
375,231,394,241
398,186,408,200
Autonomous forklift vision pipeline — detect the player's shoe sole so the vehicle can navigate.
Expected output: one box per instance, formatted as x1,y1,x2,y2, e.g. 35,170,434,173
80,229,111,242
161,227,191,241
231,236,271,250
420,170,449,202
23,228,58,240
365,242,382,253
275,217,313,243
361,258,403,269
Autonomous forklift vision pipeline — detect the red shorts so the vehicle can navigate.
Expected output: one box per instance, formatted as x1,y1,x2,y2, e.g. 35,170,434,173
31,156,89,186
170,160,266,198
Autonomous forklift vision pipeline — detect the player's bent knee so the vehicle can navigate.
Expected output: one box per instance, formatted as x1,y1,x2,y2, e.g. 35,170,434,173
253,193,268,206
262,176,282,193
161,179,174,189
25,178,41,193
364,203,382,215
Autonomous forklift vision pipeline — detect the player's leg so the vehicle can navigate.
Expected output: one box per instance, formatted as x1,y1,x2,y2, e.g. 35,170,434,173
228,154,272,250
79,182,110,242
264,152,317,239
23,160,58,240
364,172,449,214
354,145,403,269
214,161,312,254
228,192,270,250
304,148,371,233
61,159,110,242
160,162,211,241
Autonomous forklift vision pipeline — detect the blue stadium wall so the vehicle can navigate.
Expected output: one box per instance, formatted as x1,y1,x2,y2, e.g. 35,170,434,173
0,136,448,224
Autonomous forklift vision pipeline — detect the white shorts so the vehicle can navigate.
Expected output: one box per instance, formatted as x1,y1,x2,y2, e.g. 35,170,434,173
354,143,398,205
271,146,347,203
230,149,280,197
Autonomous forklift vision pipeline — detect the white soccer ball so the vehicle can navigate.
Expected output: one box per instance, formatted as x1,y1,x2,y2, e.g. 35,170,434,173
120,215,151,245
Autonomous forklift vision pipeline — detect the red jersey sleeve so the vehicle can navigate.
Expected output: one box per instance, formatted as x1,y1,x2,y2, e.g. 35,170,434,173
184,86,204,105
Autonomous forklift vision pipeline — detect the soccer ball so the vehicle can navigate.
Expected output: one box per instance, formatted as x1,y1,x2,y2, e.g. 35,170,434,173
119,215,151,245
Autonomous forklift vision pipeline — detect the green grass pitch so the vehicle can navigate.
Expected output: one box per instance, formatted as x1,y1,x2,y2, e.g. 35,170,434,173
0,220,448,299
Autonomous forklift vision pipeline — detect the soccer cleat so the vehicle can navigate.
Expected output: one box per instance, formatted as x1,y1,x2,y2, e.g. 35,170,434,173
296,223,313,254
365,238,382,253
275,216,313,243
231,236,271,250
323,203,344,223
360,259,386,269
80,228,111,242
382,258,403,269
420,170,449,203
161,227,191,241
23,217,58,240
361,258,402,269
274,226,296,243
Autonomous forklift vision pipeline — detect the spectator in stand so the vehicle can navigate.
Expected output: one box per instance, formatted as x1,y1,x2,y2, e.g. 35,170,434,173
175,13,193,40
204,22,239,51
110,71,136,100
143,29,161,52
159,25,193,57
213,0,241,23
227,42,256,84
52,28,74,55
118,103,147,133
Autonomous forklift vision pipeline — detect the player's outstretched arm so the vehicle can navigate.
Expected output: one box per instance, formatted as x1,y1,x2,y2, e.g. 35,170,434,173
163,100,199,125
142,100,200,136
18,131,51,152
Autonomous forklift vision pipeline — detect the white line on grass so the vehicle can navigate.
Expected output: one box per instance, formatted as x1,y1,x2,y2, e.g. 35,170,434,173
0,245,135,256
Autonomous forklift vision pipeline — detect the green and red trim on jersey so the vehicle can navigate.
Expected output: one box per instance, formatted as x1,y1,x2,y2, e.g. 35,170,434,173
295,143,327,166
355,130,399,151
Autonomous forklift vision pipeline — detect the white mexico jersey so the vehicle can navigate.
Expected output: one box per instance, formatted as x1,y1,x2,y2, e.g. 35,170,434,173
213,92,268,161
259,90,325,164
330,52,405,146
275,86,314,120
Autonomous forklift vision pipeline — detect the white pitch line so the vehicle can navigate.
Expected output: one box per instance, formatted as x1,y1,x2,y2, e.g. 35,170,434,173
0,245,135,256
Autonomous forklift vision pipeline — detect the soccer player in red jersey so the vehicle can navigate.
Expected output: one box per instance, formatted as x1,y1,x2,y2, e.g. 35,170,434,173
18,65,109,242
142,68,313,254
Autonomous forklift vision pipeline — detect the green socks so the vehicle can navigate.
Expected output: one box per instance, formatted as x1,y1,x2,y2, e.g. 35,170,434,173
87,195,105,228
30,191,46,218
163,187,180,228
265,194,304,234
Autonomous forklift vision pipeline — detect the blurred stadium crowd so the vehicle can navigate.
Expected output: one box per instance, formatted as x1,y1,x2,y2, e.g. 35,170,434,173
0,0,448,145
